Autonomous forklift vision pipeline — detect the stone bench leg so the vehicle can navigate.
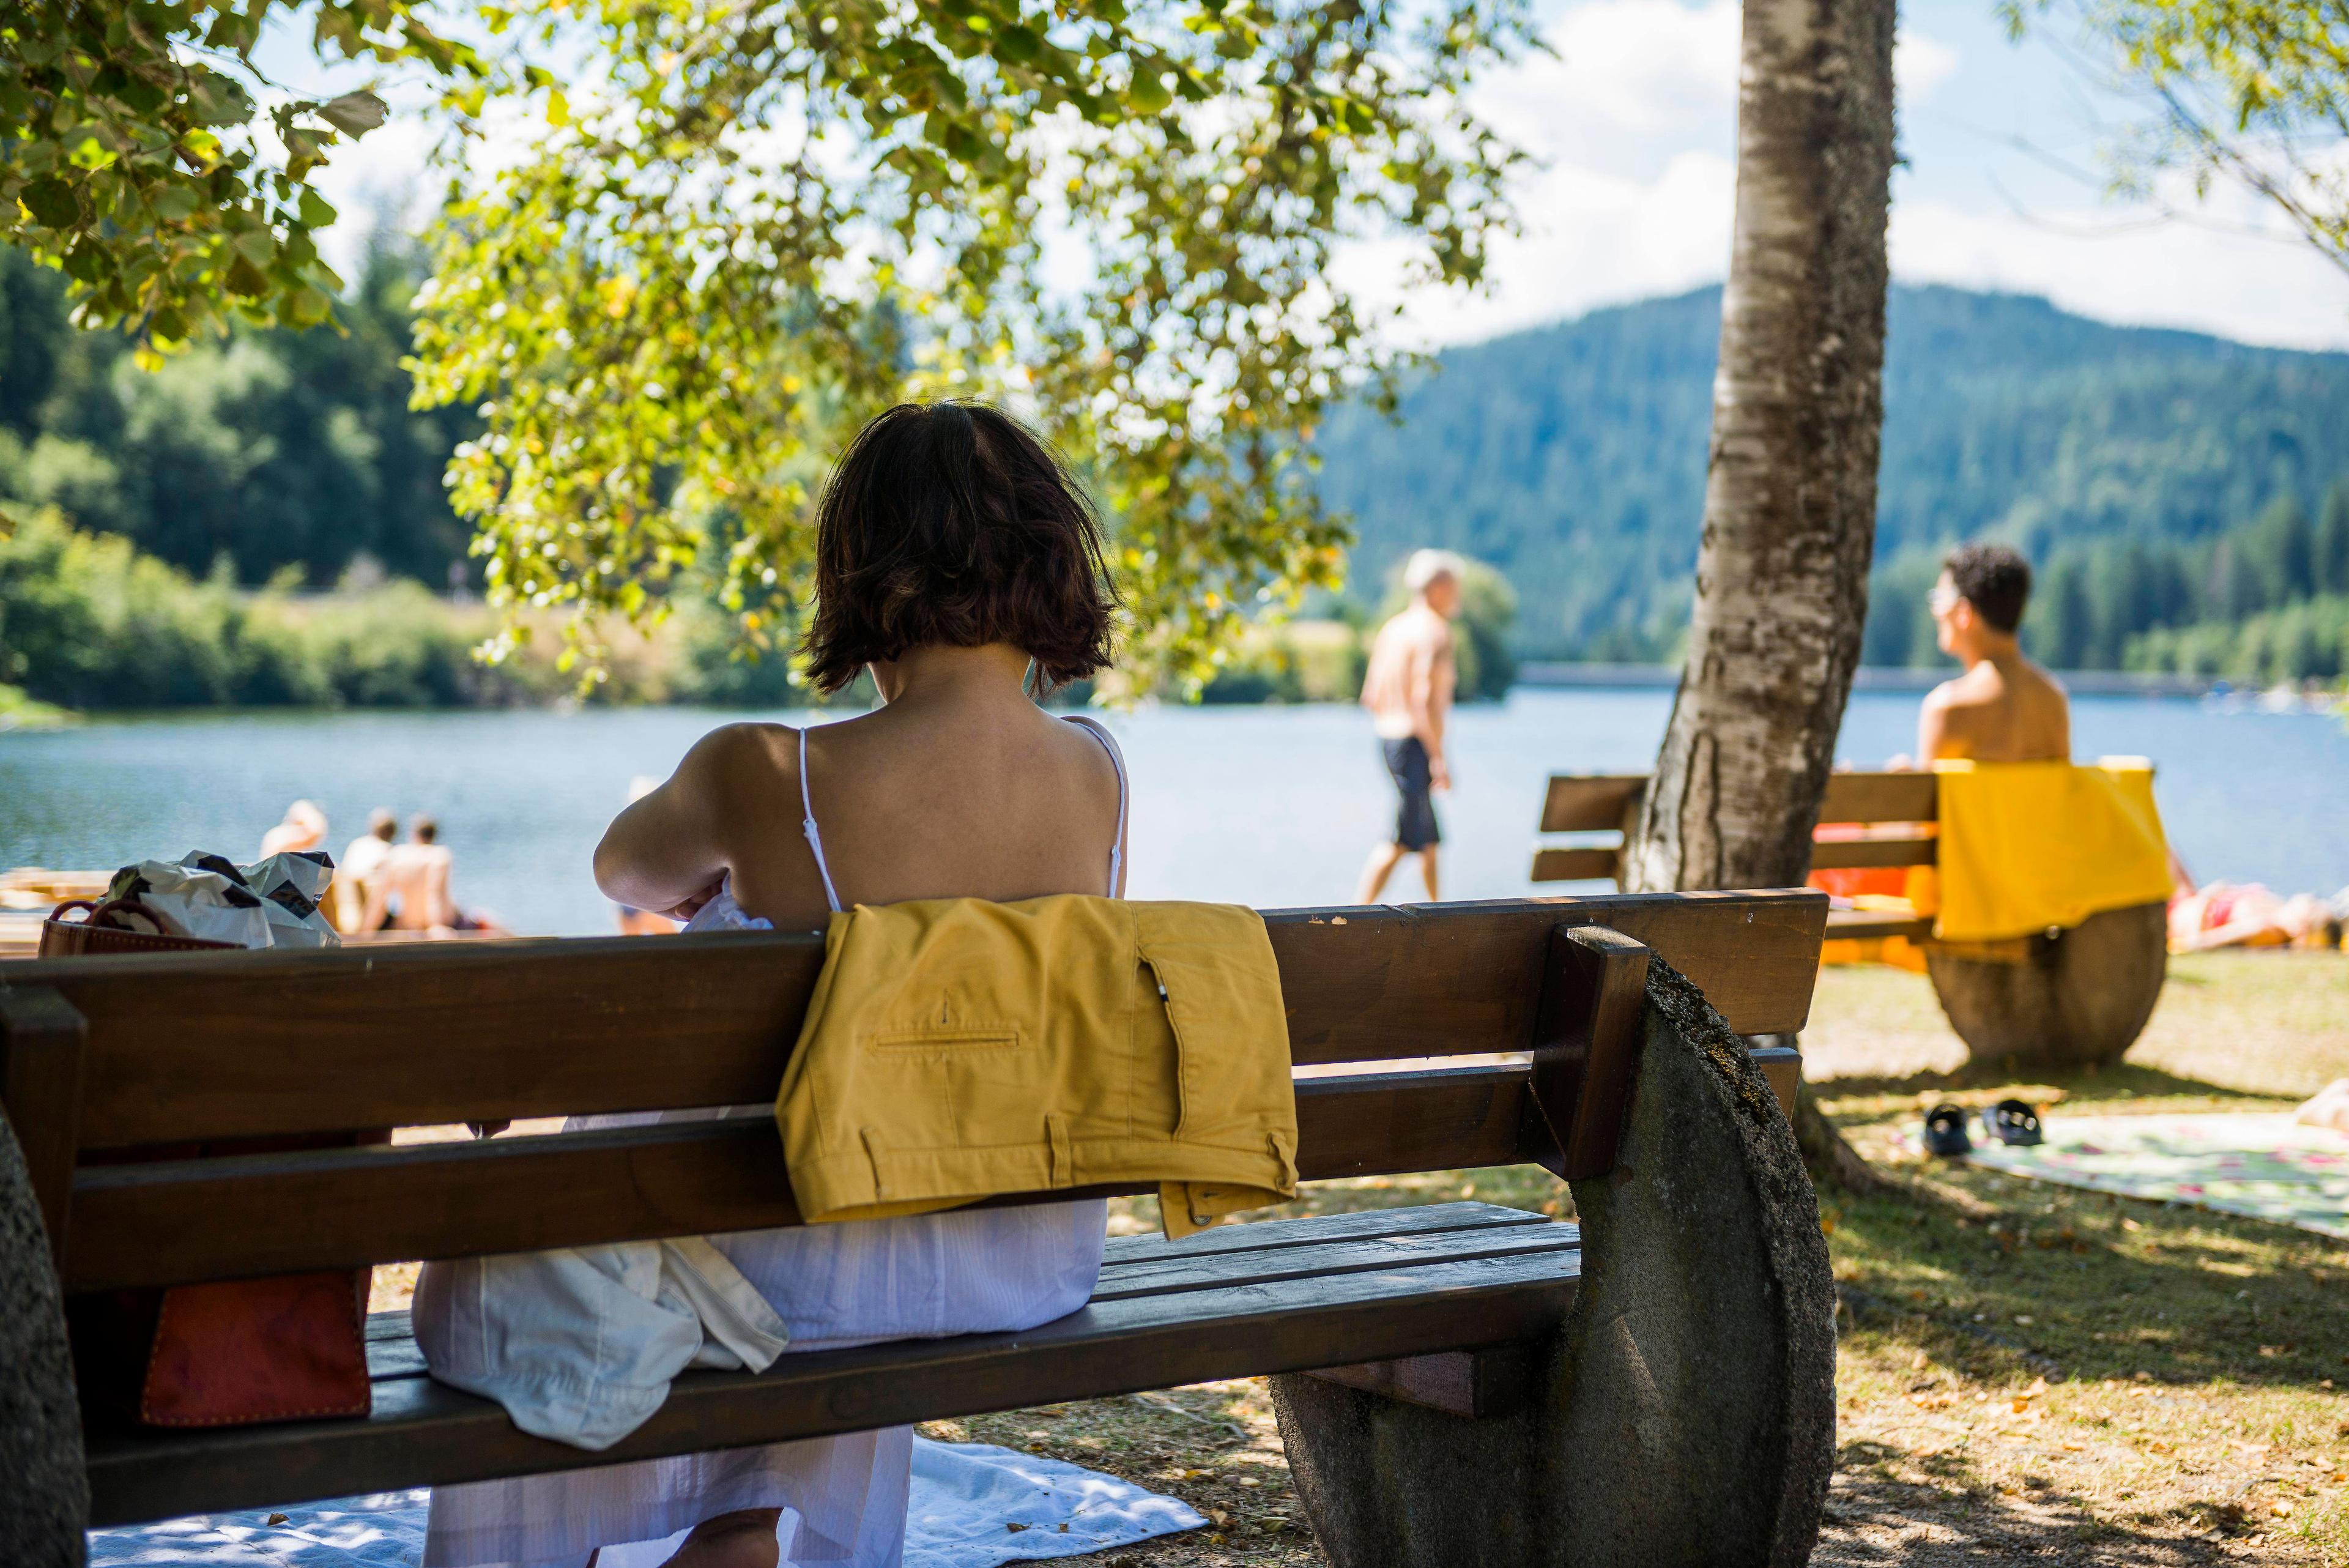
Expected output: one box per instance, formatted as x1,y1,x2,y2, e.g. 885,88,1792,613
0,1109,86,1566
1925,901,2167,1069
1270,960,1836,1568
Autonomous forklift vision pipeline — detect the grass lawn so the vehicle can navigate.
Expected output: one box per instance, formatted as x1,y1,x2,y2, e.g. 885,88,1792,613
935,951,2349,1566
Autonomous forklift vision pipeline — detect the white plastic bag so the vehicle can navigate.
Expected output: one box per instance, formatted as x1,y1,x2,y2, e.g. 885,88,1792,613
102,850,341,949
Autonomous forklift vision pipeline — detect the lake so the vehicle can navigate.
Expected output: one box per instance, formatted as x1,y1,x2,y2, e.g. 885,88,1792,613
2,689,2343,936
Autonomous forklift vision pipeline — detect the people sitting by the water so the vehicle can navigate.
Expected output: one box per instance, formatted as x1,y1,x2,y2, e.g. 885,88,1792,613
258,798,328,858
360,816,508,937
1356,548,1461,904
1906,543,2071,765
330,808,398,935
2167,874,2345,952
415,400,1127,1568
2298,1078,2349,1136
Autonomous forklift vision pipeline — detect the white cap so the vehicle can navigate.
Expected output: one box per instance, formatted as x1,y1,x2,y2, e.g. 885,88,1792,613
1403,549,1467,594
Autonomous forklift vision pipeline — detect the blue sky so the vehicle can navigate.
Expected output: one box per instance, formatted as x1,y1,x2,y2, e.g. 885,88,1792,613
305,0,2349,351
1325,0,2349,349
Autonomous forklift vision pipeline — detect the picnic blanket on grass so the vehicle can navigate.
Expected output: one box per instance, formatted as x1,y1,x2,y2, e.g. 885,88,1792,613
1964,1113,2349,1239
89,1438,1206,1568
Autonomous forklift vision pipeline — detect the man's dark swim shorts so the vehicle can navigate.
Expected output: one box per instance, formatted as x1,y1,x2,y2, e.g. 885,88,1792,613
1381,736,1441,851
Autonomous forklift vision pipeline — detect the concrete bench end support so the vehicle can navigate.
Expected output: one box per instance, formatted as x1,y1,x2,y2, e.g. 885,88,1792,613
1271,960,1838,1568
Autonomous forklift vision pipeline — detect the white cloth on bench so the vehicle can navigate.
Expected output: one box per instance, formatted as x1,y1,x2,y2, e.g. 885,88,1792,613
414,1235,792,1452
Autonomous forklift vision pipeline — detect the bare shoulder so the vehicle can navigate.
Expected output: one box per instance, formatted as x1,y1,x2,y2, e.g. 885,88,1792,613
1392,606,1448,652
1054,712,1127,790
2022,658,2068,699
1927,665,2002,714
680,720,803,797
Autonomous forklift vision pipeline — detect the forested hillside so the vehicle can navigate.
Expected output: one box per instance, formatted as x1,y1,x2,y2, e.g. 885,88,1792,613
0,244,475,590
9,256,2349,690
1315,286,2349,666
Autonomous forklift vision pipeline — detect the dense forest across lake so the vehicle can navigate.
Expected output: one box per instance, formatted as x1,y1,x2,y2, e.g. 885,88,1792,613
6,255,2349,707
1319,286,2349,677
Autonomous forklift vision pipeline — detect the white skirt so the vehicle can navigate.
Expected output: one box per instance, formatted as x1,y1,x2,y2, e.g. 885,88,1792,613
419,1194,1110,1568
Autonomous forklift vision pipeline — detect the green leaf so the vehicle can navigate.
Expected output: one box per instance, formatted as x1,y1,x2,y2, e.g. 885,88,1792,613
150,184,199,221
317,90,390,135
1127,71,1172,113
993,23,1043,63
298,187,338,227
224,254,270,297
20,176,81,229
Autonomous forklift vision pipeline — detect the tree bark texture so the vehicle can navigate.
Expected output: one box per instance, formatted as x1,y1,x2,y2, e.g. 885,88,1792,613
1622,0,1899,896
0,1112,87,1566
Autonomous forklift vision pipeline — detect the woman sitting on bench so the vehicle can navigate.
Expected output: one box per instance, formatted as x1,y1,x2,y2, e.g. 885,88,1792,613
416,401,1129,1568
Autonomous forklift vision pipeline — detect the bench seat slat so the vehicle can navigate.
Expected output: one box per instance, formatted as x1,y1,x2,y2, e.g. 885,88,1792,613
88,1209,1581,1528
1091,1199,1554,1267
65,1069,1543,1291
352,1203,1577,1381
1089,1222,1579,1301
17,891,1827,1151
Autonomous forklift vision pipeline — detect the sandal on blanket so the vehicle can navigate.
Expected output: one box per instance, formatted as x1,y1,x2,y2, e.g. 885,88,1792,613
1922,1103,1973,1157
1982,1099,2044,1147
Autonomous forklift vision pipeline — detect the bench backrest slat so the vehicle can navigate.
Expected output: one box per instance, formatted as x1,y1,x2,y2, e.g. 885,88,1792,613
5,892,1826,1150
1534,772,1941,885
62,1065,1545,1290
1818,770,1938,823
1539,775,1647,834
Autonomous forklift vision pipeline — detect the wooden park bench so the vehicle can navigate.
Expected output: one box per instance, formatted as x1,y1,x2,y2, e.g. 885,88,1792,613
1532,771,2169,1066
0,891,1837,1568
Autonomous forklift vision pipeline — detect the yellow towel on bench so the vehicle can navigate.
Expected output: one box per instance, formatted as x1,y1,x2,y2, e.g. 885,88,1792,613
776,895,1299,1240
1929,759,2172,943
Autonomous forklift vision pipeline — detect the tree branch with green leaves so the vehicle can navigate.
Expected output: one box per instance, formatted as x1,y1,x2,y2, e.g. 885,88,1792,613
2,0,515,362
407,0,1534,689
2006,0,2349,277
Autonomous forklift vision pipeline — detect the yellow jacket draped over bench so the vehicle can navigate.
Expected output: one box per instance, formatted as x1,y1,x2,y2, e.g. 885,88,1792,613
776,896,1299,1240
1926,759,2172,943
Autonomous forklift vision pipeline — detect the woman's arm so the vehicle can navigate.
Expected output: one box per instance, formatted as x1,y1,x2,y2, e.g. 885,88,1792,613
594,726,756,916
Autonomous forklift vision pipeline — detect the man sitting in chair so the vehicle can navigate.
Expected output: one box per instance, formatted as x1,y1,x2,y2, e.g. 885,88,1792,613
1912,543,2071,765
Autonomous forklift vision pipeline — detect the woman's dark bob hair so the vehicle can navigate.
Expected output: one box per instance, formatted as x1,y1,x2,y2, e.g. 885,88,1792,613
800,401,1120,694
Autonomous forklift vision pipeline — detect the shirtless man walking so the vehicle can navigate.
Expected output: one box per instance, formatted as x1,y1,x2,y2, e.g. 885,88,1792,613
1915,543,2071,764
1356,550,1462,903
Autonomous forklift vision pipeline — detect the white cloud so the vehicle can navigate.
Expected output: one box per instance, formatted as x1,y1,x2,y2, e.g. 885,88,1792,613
1344,2,1977,348
1531,0,1739,138
1337,147,1737,346
1351,0,2349,353
1897,31,1961,104
1890,179,2349,349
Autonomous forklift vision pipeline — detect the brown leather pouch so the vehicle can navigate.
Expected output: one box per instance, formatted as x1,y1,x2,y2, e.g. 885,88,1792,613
137,1270,371,1425
69,1132,380,1429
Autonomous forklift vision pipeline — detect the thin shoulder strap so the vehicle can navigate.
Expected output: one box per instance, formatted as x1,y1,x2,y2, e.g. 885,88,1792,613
1064,715,1129,897
799,726,844,914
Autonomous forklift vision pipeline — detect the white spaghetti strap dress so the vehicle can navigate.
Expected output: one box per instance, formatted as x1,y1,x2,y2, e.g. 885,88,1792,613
418,718,1128,1568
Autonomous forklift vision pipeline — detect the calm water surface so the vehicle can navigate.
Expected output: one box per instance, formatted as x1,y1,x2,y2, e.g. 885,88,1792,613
1,690,2341,936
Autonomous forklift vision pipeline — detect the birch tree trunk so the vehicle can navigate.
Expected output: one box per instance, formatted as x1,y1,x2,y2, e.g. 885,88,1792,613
1621,0,1898,897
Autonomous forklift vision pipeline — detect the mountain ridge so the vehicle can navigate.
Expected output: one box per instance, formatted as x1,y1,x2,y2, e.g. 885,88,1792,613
1314,284,2349,659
